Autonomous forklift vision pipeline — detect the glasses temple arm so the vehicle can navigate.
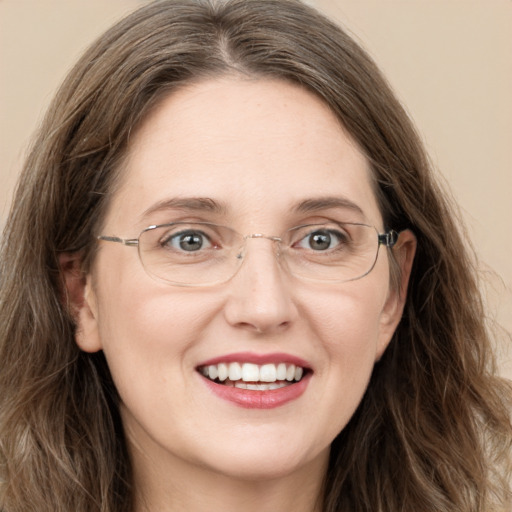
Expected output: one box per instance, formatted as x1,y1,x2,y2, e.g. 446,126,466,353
378,230,398,248
97,235,139,247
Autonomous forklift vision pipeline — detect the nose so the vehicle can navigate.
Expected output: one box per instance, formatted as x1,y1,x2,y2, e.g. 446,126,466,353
223,237,298,334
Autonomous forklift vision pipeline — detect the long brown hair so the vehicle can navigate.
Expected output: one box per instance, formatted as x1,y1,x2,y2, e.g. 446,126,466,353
1,1,510,510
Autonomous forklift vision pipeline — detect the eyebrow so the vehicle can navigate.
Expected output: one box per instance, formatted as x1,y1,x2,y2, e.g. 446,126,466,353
294,196,365,217
140,197,227,221
140,195,366,223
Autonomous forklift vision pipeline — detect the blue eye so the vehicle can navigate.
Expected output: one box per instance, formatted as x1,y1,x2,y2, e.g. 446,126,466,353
163,230,213,252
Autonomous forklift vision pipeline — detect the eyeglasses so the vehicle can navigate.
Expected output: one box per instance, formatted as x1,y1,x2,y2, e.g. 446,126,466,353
97,221,398,287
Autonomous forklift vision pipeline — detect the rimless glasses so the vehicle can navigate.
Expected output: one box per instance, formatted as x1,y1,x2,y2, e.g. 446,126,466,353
98,221,398,287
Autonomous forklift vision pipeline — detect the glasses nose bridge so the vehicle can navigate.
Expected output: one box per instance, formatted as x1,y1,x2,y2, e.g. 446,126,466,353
231,232,288,285
244,233,282,242
238,232,283,262
243,233,283,251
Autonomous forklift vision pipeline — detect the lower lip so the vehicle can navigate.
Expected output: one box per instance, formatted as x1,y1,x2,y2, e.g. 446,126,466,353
200,373,311,409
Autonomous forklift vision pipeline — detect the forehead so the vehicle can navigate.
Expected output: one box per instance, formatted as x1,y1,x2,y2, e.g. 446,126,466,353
107,77,381,230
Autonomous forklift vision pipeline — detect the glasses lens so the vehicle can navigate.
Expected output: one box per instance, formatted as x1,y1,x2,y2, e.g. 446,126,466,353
282,222,380,282
137,222,382,286
138,222,243,286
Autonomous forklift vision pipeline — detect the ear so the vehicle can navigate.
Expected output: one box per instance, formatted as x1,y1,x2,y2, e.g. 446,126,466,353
59,252,102,353
375,229,416,360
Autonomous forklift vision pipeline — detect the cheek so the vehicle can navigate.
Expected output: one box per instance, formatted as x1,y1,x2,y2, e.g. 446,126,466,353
306,279,386,353
96,285,216,366
277,281,388,455
323,297,383,395
91,254,220,396
94,283,226,448
303,281,388,405
94,246,211,341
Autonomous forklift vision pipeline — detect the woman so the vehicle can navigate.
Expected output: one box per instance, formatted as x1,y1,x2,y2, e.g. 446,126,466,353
0,0,510,511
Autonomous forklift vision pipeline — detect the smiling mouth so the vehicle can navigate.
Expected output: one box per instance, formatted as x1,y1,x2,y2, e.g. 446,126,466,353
197,362,306,391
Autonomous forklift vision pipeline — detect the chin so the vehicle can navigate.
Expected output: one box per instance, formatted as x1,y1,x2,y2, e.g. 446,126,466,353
208,456,316,482
195,436,330,482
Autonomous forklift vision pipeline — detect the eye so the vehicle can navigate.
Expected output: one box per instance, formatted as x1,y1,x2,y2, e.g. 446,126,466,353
162,230,213,252
296,229,346,251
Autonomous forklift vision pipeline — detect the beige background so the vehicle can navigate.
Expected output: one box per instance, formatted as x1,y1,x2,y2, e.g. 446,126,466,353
1,0,510,376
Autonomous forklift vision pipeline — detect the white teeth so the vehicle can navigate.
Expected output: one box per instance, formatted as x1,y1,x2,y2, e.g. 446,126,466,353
217,363,228,382
259,364,277,382
241,363,260,382
276,363,287,380
200,361,306,386
228,362,242,381
207,365,218,380
286,364,296,381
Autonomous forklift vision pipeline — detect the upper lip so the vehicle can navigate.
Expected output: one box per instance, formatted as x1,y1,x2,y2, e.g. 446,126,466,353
196,351,312,370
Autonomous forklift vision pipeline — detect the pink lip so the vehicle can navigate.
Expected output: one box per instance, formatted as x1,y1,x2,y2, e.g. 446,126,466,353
197,351,311,368
196,352,312,409
200,372,311,409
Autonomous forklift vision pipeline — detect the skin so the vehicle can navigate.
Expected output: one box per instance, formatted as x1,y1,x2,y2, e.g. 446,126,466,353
68,77,415,512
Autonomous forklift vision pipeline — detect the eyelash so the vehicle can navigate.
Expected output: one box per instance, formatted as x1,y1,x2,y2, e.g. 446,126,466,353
160,230,215,251
294,229,349,251
158,226,351,253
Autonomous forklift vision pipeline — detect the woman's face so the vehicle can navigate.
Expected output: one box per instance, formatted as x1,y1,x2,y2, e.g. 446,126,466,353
75,78,413,483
